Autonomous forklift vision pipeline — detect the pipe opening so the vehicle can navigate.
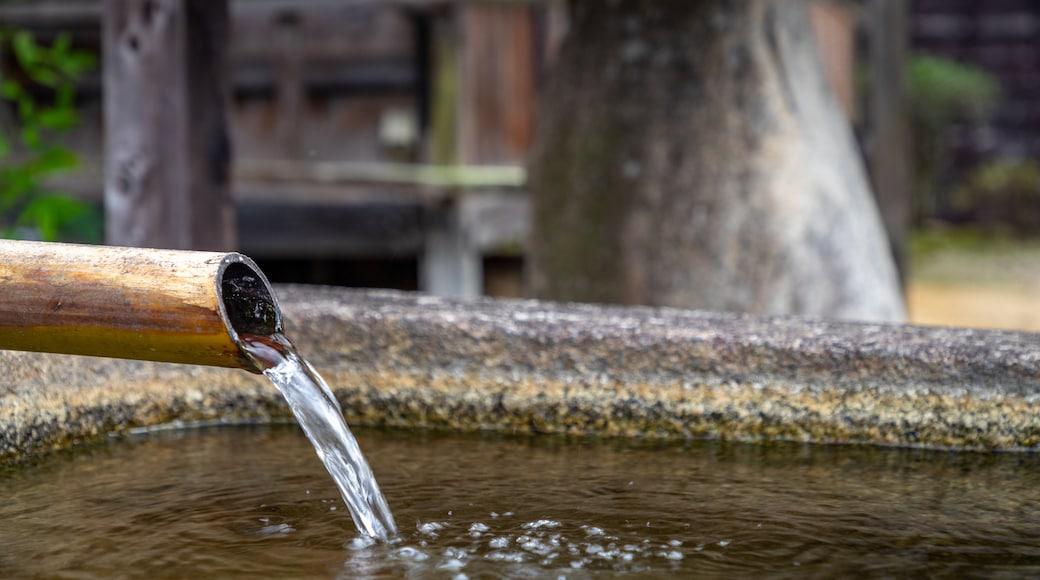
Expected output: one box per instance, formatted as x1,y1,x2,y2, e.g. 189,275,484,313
219,258,282,344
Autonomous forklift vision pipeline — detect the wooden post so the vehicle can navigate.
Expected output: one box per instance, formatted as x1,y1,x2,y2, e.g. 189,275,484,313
420,4,536,297
103,0,235,250
274,8,303,157
426,9,460,165
421,197,482,298
867,0,911,286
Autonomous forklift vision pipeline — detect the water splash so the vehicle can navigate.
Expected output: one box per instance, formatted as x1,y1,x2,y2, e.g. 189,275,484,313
240,333,396,540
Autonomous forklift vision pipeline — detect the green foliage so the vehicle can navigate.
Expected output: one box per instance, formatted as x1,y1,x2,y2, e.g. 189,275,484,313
0,28,100,241
906,55,1003,225
908,55,1002,131
950,159,1040,234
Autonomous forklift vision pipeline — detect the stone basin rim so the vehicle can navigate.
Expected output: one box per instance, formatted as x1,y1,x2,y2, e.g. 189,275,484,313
2,285,1039,463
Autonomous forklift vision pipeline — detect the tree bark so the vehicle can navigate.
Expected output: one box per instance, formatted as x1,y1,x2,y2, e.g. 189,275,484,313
526,0,905,322
867,0,911,287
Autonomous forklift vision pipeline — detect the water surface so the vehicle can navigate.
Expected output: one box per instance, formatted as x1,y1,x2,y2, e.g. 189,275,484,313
2,425,1039,578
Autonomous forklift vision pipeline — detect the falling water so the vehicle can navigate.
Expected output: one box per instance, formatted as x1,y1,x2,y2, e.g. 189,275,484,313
239,333,396,541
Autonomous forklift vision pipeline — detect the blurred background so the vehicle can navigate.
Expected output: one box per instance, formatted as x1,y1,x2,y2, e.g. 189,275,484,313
1,0,1039,331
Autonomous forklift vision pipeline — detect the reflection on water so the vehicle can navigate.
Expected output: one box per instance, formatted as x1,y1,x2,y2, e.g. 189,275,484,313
2,425,1040,578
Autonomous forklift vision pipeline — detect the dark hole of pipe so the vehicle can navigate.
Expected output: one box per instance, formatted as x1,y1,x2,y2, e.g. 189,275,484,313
221,262,281,338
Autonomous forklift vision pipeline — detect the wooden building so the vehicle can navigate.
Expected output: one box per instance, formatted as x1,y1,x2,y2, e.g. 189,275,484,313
0,0,564,296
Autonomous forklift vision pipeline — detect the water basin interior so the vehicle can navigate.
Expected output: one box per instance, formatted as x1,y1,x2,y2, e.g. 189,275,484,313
2,424,1039,578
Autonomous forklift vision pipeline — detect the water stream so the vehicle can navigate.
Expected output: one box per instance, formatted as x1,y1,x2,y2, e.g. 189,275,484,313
239,333,396,541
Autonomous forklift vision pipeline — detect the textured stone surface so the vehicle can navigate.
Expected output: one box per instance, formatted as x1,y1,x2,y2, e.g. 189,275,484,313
3,286,1040,463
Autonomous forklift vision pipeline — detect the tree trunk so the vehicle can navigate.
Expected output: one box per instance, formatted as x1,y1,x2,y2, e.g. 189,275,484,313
866,0,911,287
526,0,905,322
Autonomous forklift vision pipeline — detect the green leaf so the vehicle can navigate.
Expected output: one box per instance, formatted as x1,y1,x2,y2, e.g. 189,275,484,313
16,194,89,242
63,52,97,74
11,31,39,68
35,146,78,172
0,80,22,100
51,34,70,56
55,84,74,109
16,93,35,120
20,125,41,149
36,107,77,131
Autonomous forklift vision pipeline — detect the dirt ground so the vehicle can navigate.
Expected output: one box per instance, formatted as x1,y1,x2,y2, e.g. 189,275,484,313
906,231,1040,332
907,283,1040,332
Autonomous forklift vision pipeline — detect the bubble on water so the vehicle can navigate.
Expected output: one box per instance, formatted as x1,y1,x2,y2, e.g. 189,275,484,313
582,525,605,536
719,540,731,547
668,539,682,547
469,522,490,535
488,536,510,549
444,546,469,559
394,546,430,562
659,550,683,560
490,511,499,518
256,523,294,536
348,536,377,550
418,521,447,537
520,537,555,556
484,550,526,563
438,557,466,571
523,519,561,530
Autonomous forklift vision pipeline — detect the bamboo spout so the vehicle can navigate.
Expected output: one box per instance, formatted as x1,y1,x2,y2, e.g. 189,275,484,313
0,239,281,372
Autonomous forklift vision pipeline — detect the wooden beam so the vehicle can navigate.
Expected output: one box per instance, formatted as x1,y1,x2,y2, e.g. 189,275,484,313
238,200,425,258
235,159,525,189
103,0,235,250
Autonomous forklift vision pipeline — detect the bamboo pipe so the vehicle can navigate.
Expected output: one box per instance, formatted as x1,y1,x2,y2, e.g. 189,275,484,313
0,239,281,372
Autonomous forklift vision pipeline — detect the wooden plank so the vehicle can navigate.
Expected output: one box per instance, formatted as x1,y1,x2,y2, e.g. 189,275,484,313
458,3,536,164
103,0,235,250
230,2,415,62
237,200,425,257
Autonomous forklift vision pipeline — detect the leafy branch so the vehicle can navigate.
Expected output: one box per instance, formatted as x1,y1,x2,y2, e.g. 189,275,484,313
1,28,99,241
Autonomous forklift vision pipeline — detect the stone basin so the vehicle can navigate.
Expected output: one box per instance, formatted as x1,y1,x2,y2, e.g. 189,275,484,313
4,285,1040,464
